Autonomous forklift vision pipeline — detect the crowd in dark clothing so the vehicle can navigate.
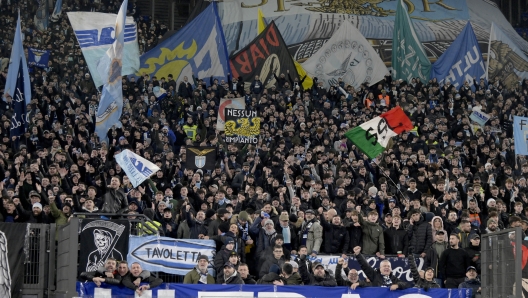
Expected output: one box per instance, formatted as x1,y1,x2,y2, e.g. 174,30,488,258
0,0,527,294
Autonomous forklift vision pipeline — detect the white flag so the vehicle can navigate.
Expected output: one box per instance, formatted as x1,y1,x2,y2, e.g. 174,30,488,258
302,21,388,89
487,23,528,89
115,150,160,188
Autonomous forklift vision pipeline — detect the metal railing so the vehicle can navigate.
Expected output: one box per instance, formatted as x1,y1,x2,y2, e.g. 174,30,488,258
481,227,523,298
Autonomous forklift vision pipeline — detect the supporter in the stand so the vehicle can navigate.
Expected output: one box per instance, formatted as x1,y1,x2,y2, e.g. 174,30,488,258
298,259,337,287
384,214,408,255
217,262,244,284
298,209,323,256
238,263,257,284
79,258,121,286
358,211,385,257
351,246,409,290
424,230,448,285
439,234,471,288
183,255,215,284
259,244,287,279
213,237,237,275
122,263,163,294
335,257,367,287
257,264,287,285
117,261,130,279
407,210,433,258
407,249,441,290
458,266,481,298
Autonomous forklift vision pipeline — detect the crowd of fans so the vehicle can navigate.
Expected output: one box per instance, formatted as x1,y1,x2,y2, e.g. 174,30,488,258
0,0,527,295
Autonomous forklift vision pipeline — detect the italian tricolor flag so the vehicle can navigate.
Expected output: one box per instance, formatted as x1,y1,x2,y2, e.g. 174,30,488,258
345,107,412,159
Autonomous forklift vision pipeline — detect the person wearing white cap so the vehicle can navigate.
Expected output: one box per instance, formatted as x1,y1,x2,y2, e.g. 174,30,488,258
20,202,50,223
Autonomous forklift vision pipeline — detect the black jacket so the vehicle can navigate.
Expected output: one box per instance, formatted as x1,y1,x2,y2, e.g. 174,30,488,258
257,272,286,284
407,216,433,254
79,267,121,285
216,271,245,284
99,188,128,214
384,226,409,255
320,214,350,254
121,271,163,290
346,223,363,253
335,263,369,287
424,241,448,278
298,256,337,286
356,253,409,289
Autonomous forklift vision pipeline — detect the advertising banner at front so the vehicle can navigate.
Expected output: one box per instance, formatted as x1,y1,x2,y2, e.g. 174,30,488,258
77,283,472,298
127,236,215,275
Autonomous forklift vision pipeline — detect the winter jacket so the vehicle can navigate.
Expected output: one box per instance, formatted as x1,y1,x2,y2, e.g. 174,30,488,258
250,216,278,256
298,218,323,254
335,263,369,287
257,272,286,284
99,188,128,214
122,271,163,290
79,267,121,285
408,215,433,254
408,254,441,289
459,277,481,298
319,214,349,254
358,215,385,255
285,272,303,285
185,210,209,239
183,267,216,284
424,241,448,278
430,215,448,242
259,255,287,279
346,223,363,253
298,258,337,286
216,271,245,284
356,253,409,289
213,246,235,274
384,226,409,255
243,276,257,284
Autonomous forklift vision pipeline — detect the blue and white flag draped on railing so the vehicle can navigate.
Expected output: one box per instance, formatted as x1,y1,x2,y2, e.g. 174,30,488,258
431,22,486,89
127,236,216,275
68,11,140,87
28,48,50,69
94,0,127,143
115,150,160,187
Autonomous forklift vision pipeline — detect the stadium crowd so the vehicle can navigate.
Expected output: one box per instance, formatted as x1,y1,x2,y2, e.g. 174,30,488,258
0,0,527,296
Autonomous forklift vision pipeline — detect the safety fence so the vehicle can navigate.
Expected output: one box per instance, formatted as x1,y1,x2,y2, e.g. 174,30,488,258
481,227,523,298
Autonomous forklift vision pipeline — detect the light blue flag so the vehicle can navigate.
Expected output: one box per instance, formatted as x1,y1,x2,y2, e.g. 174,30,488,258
514,116,528,156
5,12,32,106
51,0,62,21
34,0,49,31
115,149,160,187
68,11,140,87
136,2,230,86
95,0,127,143
431,22,486,90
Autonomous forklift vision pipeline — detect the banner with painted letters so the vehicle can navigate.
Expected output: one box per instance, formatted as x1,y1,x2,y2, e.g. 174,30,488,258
68,12,140,87
217,97,245,131
115,149,160,188
77,283,472,298
127,236,216,275
224,108,260,144
430,22,486,88
469,109,491,126
28,48,50,69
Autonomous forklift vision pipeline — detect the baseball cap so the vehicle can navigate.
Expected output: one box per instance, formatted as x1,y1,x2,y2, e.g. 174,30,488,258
436,230,445,235
305,209,315,215
466,266,477,272
224,262,235,268
469,234,480,240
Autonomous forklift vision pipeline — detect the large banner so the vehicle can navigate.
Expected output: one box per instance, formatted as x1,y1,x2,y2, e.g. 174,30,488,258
431,22,486,88
79,220,130,274
302,20,388,89
487,22,528,89
136,2,230,87
229,21,299,93
0,223,29,298
217,97,245,131
224,108,260,144
127,236,216,275
68,12,140,87
77,283,472,298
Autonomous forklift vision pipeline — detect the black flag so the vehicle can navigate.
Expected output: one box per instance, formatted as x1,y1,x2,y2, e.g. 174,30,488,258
0,223,29,298
186,146,217,171
78,219,130,276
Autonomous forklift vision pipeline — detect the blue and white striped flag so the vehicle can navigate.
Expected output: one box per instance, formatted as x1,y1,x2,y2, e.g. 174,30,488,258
68,11,140,87
94,0,127,143
115,150,160,188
